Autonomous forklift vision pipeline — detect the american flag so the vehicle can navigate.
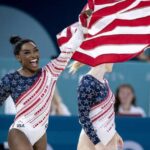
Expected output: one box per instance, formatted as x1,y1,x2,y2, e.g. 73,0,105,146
57,0,150,66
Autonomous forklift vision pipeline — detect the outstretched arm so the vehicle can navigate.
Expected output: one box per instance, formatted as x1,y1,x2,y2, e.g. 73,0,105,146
78,78,101,145
45,23,84,77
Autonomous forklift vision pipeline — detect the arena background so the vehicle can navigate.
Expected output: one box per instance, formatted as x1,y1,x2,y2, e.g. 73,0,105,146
0,0,150,150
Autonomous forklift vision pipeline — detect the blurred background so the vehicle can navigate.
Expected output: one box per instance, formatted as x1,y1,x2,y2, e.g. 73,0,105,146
0,0,150,150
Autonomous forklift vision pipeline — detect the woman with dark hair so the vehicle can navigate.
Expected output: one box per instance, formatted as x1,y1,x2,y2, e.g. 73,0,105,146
115,84,146,117
0,25,83,150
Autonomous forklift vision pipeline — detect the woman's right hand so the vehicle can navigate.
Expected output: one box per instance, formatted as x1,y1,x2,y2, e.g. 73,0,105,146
95,133,124,150
82,9,92,18
95,143,106,150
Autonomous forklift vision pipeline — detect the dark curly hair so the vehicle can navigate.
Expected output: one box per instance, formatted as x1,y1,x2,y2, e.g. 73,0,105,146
10,36,35,55
114,84,136,114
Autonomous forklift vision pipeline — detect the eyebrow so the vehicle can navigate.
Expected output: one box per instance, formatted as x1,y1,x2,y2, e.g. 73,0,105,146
22,49,30,52
22,47,38,52
33,47,38,49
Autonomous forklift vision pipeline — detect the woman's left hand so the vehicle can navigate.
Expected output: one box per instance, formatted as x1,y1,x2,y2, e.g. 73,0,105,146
116,133,124,149
105,133,124,150
82,9,92,18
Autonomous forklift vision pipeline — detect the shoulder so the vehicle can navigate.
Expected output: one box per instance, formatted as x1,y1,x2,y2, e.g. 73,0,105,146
0,71,17,84
78,75,96,94
79,75,96,88
80,75,95,84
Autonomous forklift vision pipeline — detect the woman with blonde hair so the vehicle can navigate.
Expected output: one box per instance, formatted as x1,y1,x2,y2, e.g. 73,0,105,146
70,61,123,150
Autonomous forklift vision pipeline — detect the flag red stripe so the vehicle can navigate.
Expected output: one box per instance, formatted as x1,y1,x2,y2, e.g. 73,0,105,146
89,0,135,28
79,13,88,28
94,0,118,5
57,1,150,67
81,35,150,50
57,27,72,47
73,50,144,67
88,0,94,10
86,16,150,38
125,1,150,12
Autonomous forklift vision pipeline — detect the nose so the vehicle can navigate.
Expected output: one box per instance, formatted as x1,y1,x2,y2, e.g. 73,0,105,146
31,52,36,59
31,51,39,59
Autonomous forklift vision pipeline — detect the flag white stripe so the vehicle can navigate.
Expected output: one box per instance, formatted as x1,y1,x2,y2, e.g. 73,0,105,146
57,0,150,66
89,4,149,35
89,0,141,35
88,16,115,35
86,26,150,40
118,6,150,20
57,28,67,38
77,44,148,58
117,0,141,14
94,0,126,11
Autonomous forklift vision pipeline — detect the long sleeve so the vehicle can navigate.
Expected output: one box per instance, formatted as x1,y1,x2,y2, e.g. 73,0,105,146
77,77,101,145
0,74,11,106
45,22,84,78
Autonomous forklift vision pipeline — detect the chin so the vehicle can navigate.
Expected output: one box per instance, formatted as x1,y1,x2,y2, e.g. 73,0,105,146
30,67,39,73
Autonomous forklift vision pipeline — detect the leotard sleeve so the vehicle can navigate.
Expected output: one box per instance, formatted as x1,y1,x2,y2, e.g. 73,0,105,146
0,74,11,105
77,76,101,145
45,23,84,78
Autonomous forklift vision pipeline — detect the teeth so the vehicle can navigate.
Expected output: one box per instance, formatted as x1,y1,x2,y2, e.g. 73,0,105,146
30,59,37,63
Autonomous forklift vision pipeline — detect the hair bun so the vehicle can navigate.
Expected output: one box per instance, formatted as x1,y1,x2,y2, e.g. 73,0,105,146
10,36,22,45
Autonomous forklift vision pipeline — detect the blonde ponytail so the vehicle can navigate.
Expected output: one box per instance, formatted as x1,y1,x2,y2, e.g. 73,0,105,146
69,61,85,74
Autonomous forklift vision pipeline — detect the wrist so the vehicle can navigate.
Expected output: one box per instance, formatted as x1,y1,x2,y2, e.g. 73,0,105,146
95,143,105,150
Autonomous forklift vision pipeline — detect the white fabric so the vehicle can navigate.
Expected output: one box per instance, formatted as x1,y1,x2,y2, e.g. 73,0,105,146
58,23,84,51
78,44,148,58
119,105,146,117
9,117,46,145
4,96,16,114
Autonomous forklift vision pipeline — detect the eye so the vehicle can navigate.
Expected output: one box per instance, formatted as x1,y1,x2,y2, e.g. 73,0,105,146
24,51,30,55
35,49,39,52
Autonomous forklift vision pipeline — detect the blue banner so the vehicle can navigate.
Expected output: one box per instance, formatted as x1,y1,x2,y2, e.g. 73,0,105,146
0,116,150,150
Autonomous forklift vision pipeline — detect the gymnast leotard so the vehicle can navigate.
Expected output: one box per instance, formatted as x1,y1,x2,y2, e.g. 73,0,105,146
78,75,116,146
0,51,73,145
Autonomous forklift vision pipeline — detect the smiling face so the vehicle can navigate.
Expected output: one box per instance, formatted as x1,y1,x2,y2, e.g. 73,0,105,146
118,86,135,106
16,42,40,73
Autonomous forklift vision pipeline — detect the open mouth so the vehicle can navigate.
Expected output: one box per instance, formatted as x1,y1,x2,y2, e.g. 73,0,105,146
30,59,39,68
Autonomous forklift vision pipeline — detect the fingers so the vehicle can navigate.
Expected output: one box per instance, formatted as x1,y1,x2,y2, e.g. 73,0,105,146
117,135,124,149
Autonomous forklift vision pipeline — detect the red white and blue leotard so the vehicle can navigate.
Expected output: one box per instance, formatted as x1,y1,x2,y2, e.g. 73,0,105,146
0,23,84,145
78,75,116,146
0,52,73,145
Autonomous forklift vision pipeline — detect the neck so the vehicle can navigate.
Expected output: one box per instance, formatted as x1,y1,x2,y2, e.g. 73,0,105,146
88,64,106,82
121,103,131,112
19,67,37,77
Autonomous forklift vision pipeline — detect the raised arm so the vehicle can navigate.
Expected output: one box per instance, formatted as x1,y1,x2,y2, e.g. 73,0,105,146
45,23,84,78
78,77,101,145
0,74,11,106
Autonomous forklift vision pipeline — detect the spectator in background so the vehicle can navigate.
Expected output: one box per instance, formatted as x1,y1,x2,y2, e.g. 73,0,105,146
115,84,146,117
50,88,71,116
